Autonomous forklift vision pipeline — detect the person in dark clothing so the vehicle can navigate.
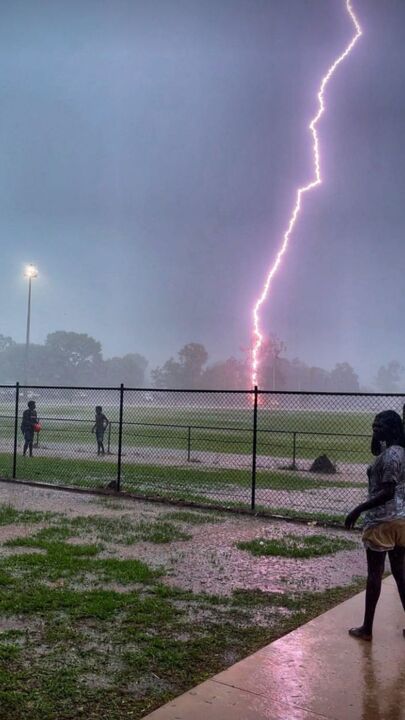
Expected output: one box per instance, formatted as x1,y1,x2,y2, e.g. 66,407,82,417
345,410,405,640
21,400,38,457
92,405,109,456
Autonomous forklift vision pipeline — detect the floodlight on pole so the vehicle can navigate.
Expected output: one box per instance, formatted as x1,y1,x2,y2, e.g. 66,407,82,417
25,264,38,280
24,264,38,387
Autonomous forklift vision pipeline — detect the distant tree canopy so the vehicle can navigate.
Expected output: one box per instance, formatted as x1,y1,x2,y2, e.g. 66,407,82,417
375,361,404,393
45,332,103,384
103,354,148,387
151,341,363,392
0,331,148,387
151,343,208,389
0,329,395,392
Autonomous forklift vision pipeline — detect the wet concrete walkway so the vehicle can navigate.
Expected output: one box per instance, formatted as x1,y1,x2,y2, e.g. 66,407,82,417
144,576,405,720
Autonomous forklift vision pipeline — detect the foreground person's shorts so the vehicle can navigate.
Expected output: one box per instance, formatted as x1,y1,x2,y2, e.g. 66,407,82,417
362,519,405,552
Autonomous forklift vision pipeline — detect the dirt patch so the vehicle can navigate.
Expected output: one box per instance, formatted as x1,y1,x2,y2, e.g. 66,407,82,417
0,523,44,544
0,616,38,633
125,675,173,697
80,673,114,690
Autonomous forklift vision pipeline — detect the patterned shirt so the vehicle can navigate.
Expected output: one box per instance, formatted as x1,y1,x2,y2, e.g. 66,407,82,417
363,445,405,528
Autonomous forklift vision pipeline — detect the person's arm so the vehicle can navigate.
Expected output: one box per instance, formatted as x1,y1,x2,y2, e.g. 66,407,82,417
345,482,395,528
345,447,402,529
91,422,96,433
103,415,109,429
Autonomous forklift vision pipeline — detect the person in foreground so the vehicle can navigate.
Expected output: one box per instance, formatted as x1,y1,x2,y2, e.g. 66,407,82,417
345,410,405,641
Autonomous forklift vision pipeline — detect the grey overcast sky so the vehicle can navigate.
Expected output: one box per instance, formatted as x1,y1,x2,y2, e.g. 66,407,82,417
0,0,404,384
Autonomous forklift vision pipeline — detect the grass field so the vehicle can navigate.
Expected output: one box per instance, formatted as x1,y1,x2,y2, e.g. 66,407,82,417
0,452,366,525
0,403,376,464
0,453,366,490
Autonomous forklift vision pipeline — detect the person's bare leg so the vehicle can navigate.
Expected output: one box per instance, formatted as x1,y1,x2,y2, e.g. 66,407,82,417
349,548,386,640
388,546,405,635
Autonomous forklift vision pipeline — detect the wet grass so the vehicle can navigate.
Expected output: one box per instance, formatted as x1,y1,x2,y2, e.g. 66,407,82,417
5,513,193,546
0,403,375,463
2,541,160,588
0,503,57,526
1,454,366,492
111,488,348,526
0,500,366,720
124,466,365,493
65,514,192,545
237,533,357,559
0,454,364,528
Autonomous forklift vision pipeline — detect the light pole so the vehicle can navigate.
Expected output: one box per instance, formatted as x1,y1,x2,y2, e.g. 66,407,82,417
24,264,38,388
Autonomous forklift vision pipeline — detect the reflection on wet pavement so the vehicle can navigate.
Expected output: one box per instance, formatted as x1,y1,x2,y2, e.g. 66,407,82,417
145,577,405,720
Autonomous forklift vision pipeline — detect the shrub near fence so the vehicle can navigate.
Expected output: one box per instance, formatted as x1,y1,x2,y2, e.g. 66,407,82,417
0,383,404,524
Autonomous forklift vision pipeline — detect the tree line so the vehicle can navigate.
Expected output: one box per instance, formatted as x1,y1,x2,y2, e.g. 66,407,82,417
0,331,402,392
0,332,147,387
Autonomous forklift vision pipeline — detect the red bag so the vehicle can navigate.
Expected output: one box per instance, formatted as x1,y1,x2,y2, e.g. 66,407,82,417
33,423,42,432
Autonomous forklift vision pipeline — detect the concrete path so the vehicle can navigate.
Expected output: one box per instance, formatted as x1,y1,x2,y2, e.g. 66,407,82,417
144,576,405,720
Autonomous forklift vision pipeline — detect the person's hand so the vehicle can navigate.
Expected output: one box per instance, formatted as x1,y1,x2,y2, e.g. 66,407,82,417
345,508,360,529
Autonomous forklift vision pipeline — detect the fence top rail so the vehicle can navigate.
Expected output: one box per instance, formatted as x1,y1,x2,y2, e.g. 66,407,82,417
0,383,404,398
0,384,251,393
15,385,123,392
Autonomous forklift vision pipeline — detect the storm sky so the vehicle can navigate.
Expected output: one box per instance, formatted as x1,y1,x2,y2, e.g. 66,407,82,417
0,0,404,384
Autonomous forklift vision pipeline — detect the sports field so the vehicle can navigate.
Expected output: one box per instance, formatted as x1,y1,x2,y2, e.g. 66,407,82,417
0,389,398,522
0,402,375,463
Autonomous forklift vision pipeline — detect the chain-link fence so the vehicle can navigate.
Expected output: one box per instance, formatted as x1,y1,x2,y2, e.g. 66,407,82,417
1,383,404,525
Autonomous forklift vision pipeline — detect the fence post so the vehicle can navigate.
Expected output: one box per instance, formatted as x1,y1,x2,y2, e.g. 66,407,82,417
107,421,112,454
187,426,191,462
116,384,124,491
251,385,258,511
13,382,20,479
292,432,297,470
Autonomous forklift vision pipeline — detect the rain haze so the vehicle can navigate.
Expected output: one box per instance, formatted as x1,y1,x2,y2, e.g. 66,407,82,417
0,0,404,388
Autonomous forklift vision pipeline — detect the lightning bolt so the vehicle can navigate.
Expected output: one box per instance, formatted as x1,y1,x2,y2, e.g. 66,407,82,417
251,0,362,387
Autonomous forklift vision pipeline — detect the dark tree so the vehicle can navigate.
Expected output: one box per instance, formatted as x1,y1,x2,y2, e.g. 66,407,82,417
152,343,208,389
45,331,102,384
102,353,148,387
